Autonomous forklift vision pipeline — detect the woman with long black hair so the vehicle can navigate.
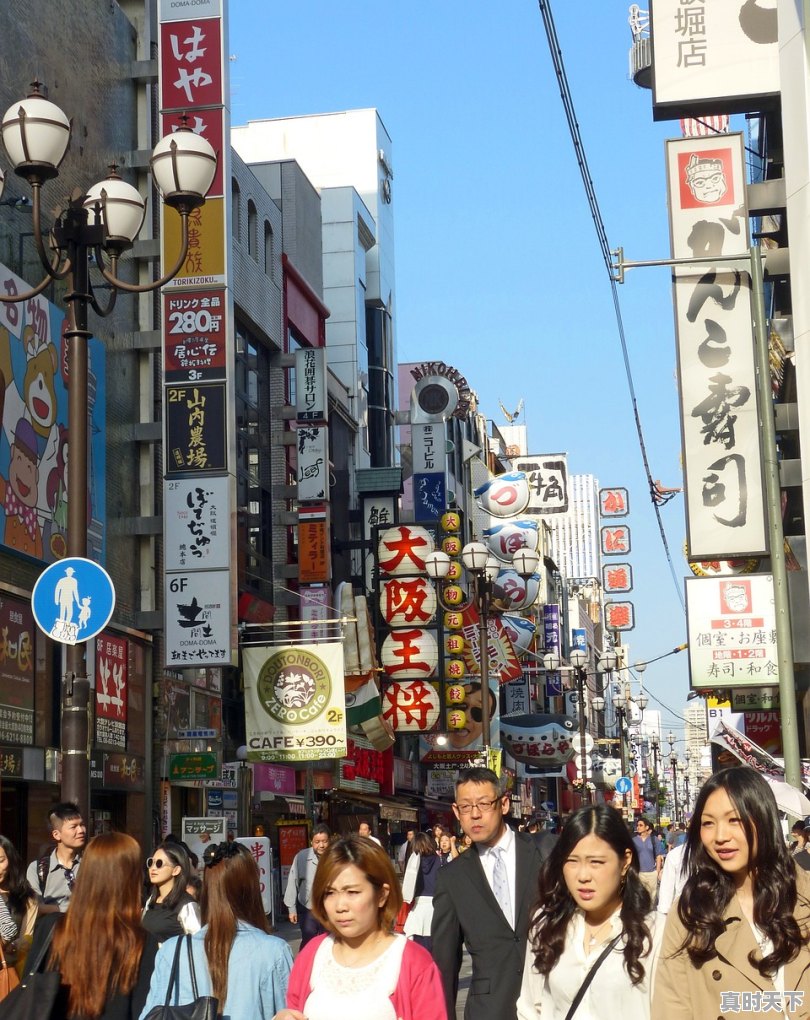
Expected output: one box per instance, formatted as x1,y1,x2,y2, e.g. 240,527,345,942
0,835,37,979
142,841,201,943
653,766,810,1018
516,804,656,1019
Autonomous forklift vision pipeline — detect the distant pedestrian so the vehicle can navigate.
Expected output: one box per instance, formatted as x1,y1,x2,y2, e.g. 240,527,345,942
656,841,688,916
283,824,331,947
632,817,661,902
402,832,442,951
357,821,381,846
26,802,86,913
397,826,416,870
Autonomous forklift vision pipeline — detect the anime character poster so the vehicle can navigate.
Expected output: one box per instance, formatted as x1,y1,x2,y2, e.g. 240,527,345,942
0,262,105,563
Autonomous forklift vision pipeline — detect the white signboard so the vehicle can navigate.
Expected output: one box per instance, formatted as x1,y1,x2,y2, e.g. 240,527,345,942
164,569,232,666
295,347,328,422
296,426,329,501
181,816,227,870
165,477,230,570
666,134,766,559
243,643,347,762
236,836,273,915
411,423,446,475
159,0,222,21
512,454,568,514
686,574,778,690
300,585,331,642
652,0,779,115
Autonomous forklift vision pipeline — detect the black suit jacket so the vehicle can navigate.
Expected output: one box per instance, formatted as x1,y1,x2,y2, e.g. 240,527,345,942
431,831,542,1020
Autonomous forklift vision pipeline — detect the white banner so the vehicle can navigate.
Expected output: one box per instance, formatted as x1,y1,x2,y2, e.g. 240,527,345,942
243,643,347,762
666,133,766,559
164,569,232,666
165,476,231,570
512,454,568,514
295,347,328,422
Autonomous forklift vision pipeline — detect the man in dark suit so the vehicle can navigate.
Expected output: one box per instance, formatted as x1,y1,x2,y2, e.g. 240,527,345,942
431,767,542,1020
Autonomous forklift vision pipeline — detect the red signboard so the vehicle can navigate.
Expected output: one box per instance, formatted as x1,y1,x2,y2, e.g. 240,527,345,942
460,605,522,684
160,19,223,111
163,289,227,383
95,633,128,749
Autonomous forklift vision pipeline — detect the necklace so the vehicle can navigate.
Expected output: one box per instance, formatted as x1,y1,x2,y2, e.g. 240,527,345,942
585,918,613,947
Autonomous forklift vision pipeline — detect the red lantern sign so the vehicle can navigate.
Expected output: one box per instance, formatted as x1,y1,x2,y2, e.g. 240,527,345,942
382,680,441,732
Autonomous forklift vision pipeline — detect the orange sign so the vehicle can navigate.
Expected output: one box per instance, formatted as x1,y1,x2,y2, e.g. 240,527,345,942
299,512,330,583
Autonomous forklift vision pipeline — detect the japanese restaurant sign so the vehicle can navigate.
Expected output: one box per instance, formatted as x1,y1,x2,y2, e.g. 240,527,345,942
512,456,569,515
159,0,236,666
651,0,779,119
95,633,128,750
686,575,778,690
666,133,766,560
0,595,34,745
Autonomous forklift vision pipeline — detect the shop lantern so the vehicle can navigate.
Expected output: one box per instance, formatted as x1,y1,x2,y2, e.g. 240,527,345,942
442,536,462,556
501,615,536,656
447,708,467,731
382,679,441,732
377,525,435,576
491,569,541,611
441,511,461,533
446,683,466,706
445,633,465,655
474,472,530,518
442,584,465,606
483,520,540,562
445,658,466,680
380,628,438,679
380,577,437,627
444,611,464,630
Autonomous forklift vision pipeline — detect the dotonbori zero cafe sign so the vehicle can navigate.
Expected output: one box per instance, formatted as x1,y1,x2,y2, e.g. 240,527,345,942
665,133,766,560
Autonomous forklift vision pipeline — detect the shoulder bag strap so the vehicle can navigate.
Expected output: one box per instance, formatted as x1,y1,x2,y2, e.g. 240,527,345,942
185,933,199,999
20,921,56,988
163,935,185,1009
563,933,623,1020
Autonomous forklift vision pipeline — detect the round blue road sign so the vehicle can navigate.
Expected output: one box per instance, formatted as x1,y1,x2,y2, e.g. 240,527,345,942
32,557,116,645
615,776,632,795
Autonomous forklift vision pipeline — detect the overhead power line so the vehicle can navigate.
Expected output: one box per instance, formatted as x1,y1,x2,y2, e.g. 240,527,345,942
537,0,686,613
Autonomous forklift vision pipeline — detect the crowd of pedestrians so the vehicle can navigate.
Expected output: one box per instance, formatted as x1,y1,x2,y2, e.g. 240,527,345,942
1,764,810,1018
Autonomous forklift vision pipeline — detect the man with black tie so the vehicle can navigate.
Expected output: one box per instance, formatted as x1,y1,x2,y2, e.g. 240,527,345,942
432,767,542,1020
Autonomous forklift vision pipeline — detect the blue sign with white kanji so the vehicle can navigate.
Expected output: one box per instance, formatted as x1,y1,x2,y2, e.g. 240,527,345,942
31,556,115,645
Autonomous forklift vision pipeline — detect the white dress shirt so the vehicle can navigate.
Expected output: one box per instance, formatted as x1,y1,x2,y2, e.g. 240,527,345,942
476,823,516,929
516,908,657,1020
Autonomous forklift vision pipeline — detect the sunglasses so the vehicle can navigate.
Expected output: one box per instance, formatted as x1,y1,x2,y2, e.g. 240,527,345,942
146,856,174,869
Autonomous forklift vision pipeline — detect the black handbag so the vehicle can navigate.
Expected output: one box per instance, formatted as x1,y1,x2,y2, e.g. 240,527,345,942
0,922,60,1020
144,934,218,1020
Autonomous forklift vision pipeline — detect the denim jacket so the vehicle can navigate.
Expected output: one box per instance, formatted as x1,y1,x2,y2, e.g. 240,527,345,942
139,922,293,1020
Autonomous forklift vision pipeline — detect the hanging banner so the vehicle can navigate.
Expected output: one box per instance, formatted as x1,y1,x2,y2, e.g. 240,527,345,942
666,133,766,559
296,426,329,502
294,347,328,423
512,455,569,514
243,643,346,762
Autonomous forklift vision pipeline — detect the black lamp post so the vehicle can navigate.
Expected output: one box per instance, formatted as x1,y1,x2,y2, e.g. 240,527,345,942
650,732,661,828
0,81,217,815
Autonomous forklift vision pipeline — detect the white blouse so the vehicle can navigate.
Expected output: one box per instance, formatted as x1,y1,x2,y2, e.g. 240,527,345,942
303,934,407,1020
516,908,657,1020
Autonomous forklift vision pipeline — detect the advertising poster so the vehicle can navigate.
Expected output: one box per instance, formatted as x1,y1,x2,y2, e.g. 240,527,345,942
181,816,227,869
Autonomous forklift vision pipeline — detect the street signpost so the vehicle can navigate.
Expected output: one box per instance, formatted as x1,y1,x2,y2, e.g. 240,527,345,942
32,557,116,645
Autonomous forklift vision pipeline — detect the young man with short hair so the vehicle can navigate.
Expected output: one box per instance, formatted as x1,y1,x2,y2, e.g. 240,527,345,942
26,802,86,912
431,768,542,1020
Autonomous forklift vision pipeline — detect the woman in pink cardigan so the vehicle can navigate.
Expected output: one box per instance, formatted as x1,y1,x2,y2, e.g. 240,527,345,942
273,835,447,1020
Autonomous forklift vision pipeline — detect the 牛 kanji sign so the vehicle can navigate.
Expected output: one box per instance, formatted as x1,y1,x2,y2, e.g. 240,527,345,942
666,134,766,560
513,455,568,514
686,574,778,690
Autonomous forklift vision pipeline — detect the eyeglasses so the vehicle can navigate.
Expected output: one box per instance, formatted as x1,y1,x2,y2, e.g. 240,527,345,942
146,857,172,869
63,867,76,891
454,797,503,815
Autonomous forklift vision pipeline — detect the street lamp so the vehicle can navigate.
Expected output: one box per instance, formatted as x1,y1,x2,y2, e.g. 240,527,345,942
0,81,217,813
683,749,692,818
568,646,590,804
425,541,539,752
669,751,680,825
649,732,661,827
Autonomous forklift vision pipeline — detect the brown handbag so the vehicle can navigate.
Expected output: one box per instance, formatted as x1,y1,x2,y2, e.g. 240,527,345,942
0,942,21,1002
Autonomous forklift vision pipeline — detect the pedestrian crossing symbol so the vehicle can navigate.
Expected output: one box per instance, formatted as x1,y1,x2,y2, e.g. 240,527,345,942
31,557,116,645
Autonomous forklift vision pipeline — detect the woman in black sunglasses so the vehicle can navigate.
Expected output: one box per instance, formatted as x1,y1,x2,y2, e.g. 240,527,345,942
142,841,201,943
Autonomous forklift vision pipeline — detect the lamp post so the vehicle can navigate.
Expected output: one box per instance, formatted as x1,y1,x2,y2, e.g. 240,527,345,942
669,752,680,826
649,732,661,828
425,541,539,753
683,749,692,818
0,82,217,814
569,647,590,804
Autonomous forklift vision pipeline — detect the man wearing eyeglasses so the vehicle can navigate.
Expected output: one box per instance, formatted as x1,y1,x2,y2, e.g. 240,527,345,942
432,767,542,1020
26,802,86,913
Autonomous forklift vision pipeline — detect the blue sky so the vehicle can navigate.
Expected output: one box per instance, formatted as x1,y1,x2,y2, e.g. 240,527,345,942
228,1,696,742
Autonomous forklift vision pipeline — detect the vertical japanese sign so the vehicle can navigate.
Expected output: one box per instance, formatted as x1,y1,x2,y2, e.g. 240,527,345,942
294,347,327,422
0,595,34,745
159,0,236,667
651,0,779,117
95,633,128,750
666,134,766,559
412,423,447,522
686,575,778,690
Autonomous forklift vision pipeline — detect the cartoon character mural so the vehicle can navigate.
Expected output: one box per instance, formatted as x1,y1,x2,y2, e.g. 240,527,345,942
0,261,105,562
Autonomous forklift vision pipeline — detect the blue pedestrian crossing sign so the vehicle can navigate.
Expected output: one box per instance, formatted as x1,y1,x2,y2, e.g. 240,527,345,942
31,557,116,645
615,776,632,794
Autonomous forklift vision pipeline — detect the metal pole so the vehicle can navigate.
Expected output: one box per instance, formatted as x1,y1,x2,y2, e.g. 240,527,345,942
653,745,661,829
479,575,491,754
577,667,590,805
671,761,680,825
61,207,91,818
750,245,802,790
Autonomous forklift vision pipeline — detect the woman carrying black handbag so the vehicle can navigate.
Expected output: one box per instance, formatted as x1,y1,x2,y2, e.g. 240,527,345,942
8,832,159,1020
